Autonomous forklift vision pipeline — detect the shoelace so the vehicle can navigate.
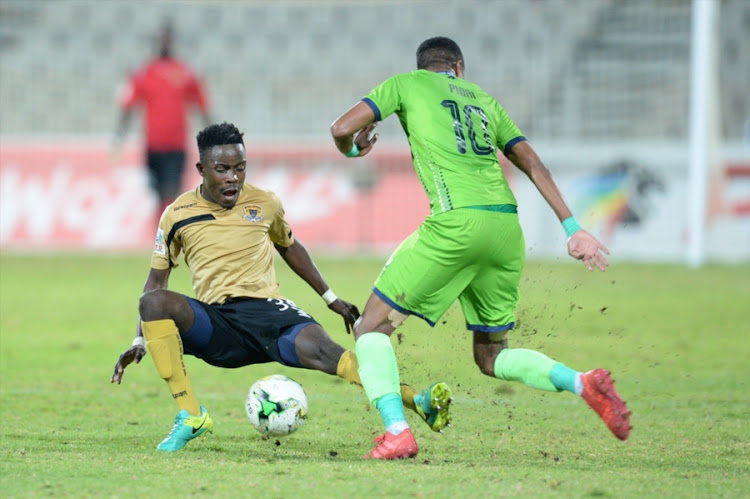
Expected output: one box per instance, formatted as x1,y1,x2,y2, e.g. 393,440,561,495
164,416,191,439
164,424,180,439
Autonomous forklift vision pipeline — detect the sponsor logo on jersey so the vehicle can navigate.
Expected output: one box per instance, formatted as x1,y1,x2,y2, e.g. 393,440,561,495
243,204,263,222
154,228,166,255
173,202,196,211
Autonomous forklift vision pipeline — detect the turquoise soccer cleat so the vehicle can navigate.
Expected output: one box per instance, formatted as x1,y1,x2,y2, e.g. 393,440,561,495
414,382,453,432
156,405,214,451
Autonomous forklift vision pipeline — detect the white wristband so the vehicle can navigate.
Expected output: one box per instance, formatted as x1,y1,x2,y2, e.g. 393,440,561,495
132,336,146,348
321,289,338,305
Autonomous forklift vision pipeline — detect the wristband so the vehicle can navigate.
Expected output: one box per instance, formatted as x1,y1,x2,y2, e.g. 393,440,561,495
132,336,146,348
344,143,360,158
321,289,338,305
561,216,582,239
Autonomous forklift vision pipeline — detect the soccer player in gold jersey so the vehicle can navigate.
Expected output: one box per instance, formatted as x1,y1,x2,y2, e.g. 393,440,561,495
111,122,451,451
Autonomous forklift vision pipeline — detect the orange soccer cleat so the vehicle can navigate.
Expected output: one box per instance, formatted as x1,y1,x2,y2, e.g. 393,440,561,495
581,369,631,440
363,429,419,460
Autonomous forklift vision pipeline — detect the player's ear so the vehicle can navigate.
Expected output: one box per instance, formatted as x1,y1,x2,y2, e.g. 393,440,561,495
455,60,464,78
196,162,204,177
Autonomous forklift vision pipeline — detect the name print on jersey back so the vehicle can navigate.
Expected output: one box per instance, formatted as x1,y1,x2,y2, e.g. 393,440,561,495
448,83,476,100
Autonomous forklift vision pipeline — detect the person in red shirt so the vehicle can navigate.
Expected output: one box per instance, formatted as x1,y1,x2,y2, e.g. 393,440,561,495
114,22,211,215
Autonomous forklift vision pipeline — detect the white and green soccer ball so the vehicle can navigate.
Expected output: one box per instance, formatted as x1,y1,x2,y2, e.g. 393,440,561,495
245,374,308,436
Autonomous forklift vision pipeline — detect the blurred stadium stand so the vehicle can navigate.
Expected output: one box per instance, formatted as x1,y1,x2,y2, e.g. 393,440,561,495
1,0,748,261
0,0,748,142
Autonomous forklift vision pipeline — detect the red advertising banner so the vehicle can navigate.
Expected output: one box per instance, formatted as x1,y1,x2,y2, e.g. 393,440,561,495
3,139,744,261
0,140,430,252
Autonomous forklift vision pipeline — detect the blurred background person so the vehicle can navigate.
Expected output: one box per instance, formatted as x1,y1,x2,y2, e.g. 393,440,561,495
113,20,211,217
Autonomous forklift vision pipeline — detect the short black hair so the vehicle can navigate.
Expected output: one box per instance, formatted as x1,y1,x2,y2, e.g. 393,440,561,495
196,122,245,158
416,37,464,70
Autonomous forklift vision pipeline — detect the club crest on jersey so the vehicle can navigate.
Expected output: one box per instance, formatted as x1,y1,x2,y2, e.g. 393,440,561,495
243,204,263,222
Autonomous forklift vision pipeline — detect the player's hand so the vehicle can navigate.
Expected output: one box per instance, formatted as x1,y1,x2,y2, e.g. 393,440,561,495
328,299,361,334
110,345,146,384
567,230,610,272
353,123,379,157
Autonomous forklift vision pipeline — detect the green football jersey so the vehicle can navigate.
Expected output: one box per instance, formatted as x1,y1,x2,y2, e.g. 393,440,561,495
363,69,526,214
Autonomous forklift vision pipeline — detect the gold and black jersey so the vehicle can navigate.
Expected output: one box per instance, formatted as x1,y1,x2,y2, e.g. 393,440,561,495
151,183,294,305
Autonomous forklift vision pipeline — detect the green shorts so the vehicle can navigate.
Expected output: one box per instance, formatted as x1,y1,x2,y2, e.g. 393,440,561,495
373,207,524,332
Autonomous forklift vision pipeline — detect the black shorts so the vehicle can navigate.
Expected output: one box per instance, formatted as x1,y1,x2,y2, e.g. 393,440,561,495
181,297,318,369
146,150,185,201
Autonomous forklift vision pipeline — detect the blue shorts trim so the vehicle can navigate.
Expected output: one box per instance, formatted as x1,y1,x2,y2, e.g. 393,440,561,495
182,297,214,357
277,322,314,367
373,286,436,327
468,322,515,333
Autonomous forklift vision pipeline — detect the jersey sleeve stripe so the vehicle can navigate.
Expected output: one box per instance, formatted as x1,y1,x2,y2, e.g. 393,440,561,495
503,136,527,156
361,97,381,122
166,213,216,248
165,214,217,267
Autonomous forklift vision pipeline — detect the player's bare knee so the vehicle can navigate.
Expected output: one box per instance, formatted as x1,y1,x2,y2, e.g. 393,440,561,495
473,332,508,377
139,289,165,320
139,289,179,321
352,318,390,338
353,310,405,338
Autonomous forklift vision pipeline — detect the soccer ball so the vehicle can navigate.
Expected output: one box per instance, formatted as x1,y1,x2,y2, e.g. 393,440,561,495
245,374,308,436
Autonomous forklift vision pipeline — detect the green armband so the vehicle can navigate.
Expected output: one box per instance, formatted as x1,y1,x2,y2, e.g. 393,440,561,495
561,216,582,238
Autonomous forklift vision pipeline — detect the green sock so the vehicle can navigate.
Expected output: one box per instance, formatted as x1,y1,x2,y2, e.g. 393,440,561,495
494,348,560,392
355,332,401,405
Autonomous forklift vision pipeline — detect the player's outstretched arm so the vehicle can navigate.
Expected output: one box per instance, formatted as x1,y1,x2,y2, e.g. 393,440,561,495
507,140,609,272
507,141,572,220
275,240,360,333
110,267,171,384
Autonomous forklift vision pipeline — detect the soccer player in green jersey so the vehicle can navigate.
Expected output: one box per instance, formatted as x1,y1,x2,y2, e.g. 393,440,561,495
330,37,631,460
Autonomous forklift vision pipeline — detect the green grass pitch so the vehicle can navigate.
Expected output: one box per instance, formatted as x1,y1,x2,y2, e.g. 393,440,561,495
1,253,748,497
